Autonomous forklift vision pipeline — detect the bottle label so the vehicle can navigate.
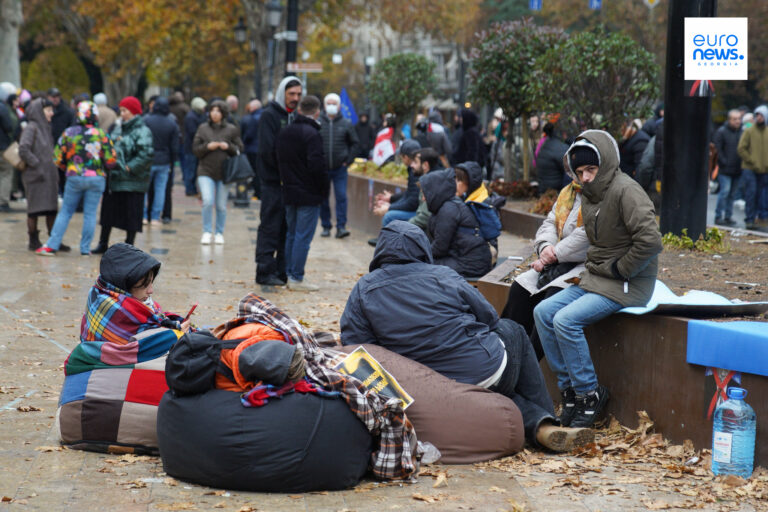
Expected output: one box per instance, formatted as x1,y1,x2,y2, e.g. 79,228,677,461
713,431,732,464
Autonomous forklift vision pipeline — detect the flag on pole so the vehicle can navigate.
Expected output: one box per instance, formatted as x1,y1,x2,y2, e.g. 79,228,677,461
339,87,358,125
372,127,395,166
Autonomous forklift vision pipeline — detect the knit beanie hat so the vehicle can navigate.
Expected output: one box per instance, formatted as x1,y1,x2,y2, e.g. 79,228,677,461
569,145,600,170
119,96,142,116
190,97,207,113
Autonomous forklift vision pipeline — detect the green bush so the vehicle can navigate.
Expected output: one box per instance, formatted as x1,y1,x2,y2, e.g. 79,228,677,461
662,227,730,254
23,47,90,100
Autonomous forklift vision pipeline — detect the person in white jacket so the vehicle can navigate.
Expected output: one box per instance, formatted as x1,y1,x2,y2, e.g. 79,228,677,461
500,163,588,360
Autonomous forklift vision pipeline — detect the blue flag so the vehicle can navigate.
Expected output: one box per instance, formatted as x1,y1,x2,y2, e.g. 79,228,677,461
339,87,358,125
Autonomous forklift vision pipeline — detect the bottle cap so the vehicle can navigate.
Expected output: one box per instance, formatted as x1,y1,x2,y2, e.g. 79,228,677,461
727,387,747,400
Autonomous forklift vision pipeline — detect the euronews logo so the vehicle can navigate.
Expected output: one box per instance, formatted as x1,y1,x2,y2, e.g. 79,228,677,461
685,17,747,81
692,33,745,62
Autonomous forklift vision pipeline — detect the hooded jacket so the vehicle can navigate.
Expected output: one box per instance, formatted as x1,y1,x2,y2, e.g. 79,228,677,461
100,242,161,292
340,221,504,385
737,107,768,174
566,130,662,307
183,109,207,154
18,98,59,213
453,109,485,167
51,100,74,142
192,101,243,182
276,114,328,206
619,129,650,179
144,96,179,166
0,101,16,151
319,111,359,170
53,101,117,178
713,122,742,176
421,168,492,277
257,76,303,185
109,114,154,193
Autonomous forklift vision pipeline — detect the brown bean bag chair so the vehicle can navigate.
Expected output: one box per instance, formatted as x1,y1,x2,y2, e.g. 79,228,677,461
339,344,524,464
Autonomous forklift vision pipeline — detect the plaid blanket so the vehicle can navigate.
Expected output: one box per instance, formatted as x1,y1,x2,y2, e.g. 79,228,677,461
66,278,183,375
213,294,421,481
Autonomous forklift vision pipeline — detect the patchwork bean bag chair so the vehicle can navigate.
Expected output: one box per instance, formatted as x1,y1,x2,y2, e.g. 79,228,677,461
157,389,372,492
340,344,524,464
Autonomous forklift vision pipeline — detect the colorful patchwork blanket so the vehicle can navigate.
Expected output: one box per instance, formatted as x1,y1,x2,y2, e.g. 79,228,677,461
58,279,183,453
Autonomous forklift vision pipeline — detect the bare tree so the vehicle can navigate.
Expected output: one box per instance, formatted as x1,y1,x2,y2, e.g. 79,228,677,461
0,0,23,87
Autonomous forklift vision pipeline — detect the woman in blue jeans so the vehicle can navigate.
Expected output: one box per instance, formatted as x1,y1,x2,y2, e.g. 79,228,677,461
36,101,117,256
192,101,243,244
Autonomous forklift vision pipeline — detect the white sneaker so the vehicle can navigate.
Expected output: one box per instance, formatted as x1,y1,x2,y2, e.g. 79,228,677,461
214,233,225,245
287,278,319,292
200,232,212,245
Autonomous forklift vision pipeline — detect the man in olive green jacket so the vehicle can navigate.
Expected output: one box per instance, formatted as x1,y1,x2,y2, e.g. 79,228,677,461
533,129,662,429
736,105,768,229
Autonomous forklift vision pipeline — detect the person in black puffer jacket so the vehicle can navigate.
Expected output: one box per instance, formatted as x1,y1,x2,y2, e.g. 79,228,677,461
452,108,485,168
619,119,650,180
535,123,570,194
420,168,491,277
143,96,179,225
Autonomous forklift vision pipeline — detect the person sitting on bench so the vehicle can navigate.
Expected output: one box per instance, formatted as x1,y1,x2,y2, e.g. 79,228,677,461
340,220,594,452
420,167,492,278
534,130,662,429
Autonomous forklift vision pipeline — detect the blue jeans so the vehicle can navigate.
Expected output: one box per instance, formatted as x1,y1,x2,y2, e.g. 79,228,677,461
715,174,740,220
285,204,320,281
382,208,416,226
46,175,106,254
533,285,622,394
742,169,768,223
144,165,170,221
320,166,348,229
181,150,198,195
197,175,227,234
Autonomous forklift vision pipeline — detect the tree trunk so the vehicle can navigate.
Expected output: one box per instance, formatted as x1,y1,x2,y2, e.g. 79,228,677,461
521,113,531,182
503,137,514,182
0,0,23,87
103,67,143,103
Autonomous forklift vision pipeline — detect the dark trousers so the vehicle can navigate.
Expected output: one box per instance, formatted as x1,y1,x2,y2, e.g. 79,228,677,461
181,149,197,196
501,281,564,361
320,166,348,229
255,181,287,281
490,319,557,443
146,166,175,221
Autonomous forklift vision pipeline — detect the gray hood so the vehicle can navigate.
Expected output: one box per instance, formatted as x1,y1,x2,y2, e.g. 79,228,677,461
100,243,161,292
564,130,620,203
369,221,433,271
421,168,458,214
274,76,303,111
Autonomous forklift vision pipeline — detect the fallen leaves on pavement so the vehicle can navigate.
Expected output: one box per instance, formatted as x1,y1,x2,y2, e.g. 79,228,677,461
474,411,768,510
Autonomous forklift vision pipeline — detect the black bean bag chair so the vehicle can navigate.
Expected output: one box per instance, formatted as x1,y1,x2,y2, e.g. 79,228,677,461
157,389,373,492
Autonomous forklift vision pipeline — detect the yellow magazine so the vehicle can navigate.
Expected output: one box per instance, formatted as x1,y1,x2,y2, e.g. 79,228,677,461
334,347,414,410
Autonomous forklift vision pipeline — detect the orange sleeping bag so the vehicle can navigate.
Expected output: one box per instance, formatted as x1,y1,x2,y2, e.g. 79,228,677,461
216,323,286,392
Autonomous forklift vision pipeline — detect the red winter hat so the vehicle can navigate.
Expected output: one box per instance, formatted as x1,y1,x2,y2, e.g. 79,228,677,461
119,96,142,116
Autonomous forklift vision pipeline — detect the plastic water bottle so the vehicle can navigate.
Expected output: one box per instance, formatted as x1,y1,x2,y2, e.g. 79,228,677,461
711,387,756,478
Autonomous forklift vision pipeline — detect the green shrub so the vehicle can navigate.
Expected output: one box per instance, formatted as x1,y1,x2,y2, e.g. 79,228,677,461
23,47,90,99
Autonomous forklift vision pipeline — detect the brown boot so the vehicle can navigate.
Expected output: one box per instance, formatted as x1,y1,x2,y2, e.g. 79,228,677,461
28,230,42,251
536,422,595,452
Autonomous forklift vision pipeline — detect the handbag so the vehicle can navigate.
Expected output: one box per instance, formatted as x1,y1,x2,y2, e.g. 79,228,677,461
536,261,579,289
222,152,254,184
2,142,26,171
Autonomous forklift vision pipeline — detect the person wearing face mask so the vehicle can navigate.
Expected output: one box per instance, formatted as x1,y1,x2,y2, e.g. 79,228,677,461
256,77,303,287
275,95,328,292
737,105,768,231
18,98,61,252
318,92,359,239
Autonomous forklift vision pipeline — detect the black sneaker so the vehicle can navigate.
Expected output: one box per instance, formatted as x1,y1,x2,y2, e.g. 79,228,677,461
336,228,350,239
91,243,108,255
58,243,72,253
559,387,577,427
256,274,287,286
570,385,610,428
320,228,331,237
715,218,735,226
368,237,378,247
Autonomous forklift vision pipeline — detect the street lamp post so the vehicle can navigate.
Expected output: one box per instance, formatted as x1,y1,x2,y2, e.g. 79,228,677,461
364,56,375,115
233,17,262,101
266,0,283,98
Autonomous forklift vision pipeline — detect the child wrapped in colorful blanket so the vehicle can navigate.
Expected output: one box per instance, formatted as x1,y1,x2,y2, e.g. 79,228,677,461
58,243,192,453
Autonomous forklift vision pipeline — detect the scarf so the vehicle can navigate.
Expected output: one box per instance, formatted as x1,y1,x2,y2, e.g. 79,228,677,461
554,182,583,240
65,278,183,376
214,294,420,481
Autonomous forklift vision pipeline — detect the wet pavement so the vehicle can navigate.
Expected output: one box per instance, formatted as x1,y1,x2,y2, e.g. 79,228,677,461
0,182,760,511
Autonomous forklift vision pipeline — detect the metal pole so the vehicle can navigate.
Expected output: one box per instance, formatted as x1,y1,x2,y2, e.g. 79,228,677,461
285,0,298,76
267,38,275,99
660,0,717,239
254,49,262,101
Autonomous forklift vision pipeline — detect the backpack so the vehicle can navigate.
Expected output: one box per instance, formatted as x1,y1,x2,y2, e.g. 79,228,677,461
165,330,243,396
465,200,502,241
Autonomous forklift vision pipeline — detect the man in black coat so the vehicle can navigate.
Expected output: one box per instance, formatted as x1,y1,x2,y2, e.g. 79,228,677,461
182,97,208,196
713,109,743,225
276,95,327,292
255,76,303,286
354,113,375,159
535,123,570,194
143,96,179,225
319,92,359,239
48,88,75,195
